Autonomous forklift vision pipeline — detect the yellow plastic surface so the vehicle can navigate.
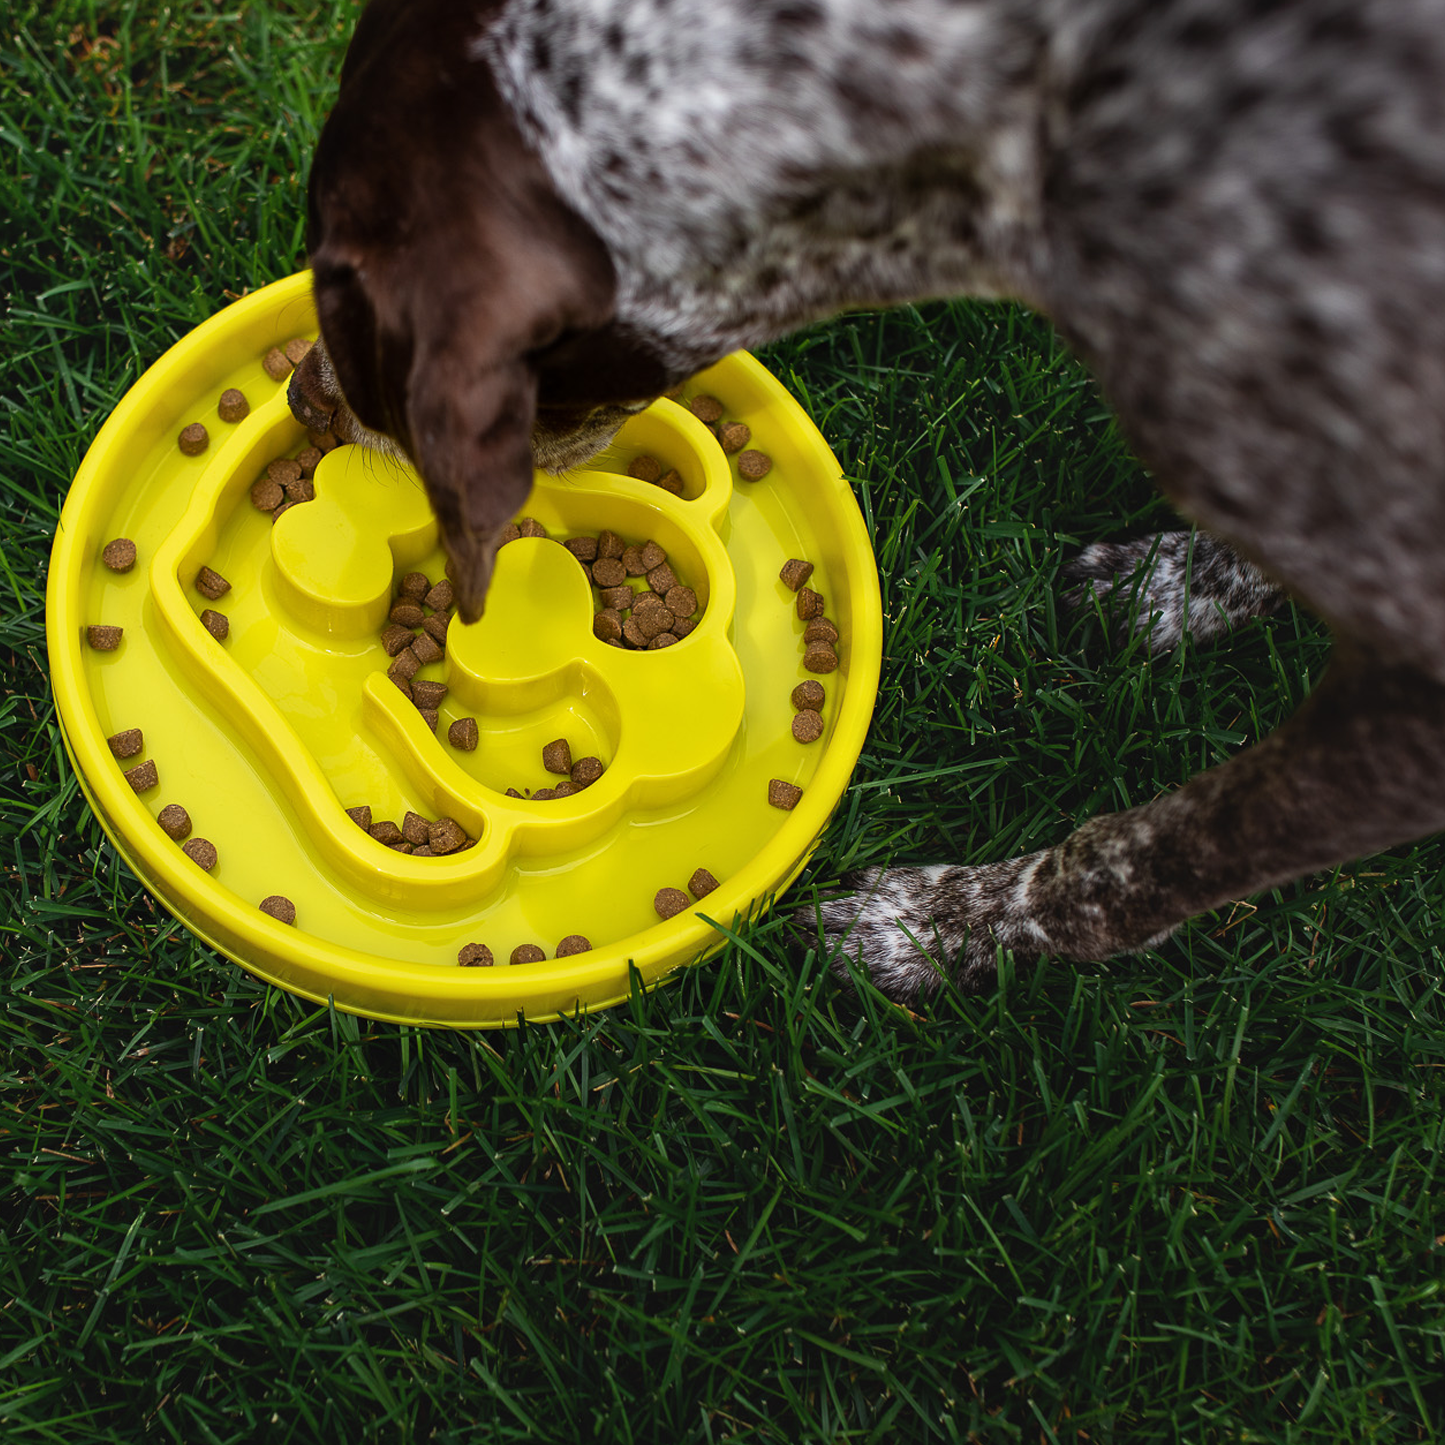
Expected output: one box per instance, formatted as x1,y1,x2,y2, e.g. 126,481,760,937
46,272,882,1026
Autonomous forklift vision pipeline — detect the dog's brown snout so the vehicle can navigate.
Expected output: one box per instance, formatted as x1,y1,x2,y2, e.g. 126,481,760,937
287,348,338,434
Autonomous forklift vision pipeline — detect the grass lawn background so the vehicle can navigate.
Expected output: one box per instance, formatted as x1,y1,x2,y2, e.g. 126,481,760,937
3,2,1443,1440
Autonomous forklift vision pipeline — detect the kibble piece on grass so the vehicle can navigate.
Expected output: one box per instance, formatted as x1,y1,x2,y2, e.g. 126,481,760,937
296,446,322,478
627,454,662,483
369,820,403,846
768,778,804,810
795,587,824,620
429,817,467,854
381,623,415,657
689,394,724,424
411,679,447,709
101,538,137,572
646,562,678,596
593,608,624,643
571,756,604,787
517,516,548,538
390,600,425,629
688,867,720,899
792,709,824,743
346,805,372,832
196,566,231,600
251,477,284,511
621,545,648,577
411,631,445,666
718,421,751,454
424,579,454,612
107,728,143,759
178,422,209,456
458,943,494,967
597,529,625,559
510,943,546,965
638,540,667,572
402,811,431,847
591,557,627,589
263,346,292,381
542,738,573,775
200,609,229,641
218,388,249,422
664,585,697,618
779,558,814,592
803,617,839,644
803,641,839,673
791,679,826,711
87,625,123,651
283,337,313,365
259,895,296,925
182,837,218,870
448,717,479,751
556,934,592,957
157,803,192,840
388,648,421,683
654,887,690,920
737,449,774,480
656,469,685,496
423,612,450,646
399,571,431,602
600,585,634,612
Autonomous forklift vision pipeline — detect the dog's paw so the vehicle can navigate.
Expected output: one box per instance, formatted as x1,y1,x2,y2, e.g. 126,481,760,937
1064,531,1284,652
810,859,1050,1004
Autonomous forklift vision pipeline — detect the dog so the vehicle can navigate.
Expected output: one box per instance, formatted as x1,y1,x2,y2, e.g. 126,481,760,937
291,0,1445,1005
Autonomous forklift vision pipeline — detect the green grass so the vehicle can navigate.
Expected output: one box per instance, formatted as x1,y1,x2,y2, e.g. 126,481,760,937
3,3,1444,1440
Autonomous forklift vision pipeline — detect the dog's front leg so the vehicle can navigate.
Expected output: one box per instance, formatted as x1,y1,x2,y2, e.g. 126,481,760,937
816,649,1445,1003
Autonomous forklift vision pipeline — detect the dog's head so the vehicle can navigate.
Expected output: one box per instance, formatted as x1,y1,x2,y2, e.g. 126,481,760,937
291,0,672,621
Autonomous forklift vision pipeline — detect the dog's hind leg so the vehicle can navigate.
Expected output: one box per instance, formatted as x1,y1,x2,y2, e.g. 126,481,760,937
813,647,1445,1004
1063,531,1286,652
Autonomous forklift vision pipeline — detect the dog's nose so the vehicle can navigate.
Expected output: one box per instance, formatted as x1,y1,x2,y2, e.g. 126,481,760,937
287,360,337,434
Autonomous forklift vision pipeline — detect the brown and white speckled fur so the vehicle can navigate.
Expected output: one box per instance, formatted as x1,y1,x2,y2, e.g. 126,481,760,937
296,0,1445,1005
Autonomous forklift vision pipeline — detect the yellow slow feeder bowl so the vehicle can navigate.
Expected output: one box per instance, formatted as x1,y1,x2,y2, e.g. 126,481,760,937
47,272,881,1026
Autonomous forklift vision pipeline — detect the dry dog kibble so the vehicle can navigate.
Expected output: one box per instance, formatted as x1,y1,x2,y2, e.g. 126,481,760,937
381,623,414,656
412,679,447,709
263,347,292,381
804,642,839,673
689,394,724,424
178,422,209,456
308,427,338,453
635,606,674,641
283,337,313,365
87,625,123,651
182,837,218,869
718,421,751,454
251,477,284,511
346,805,372,832
458,943,494,967
419,707,439,731
497,522,522,545
411,632,445,666
267,458,299,487
591,557,627,589
296,446,323,477
412,846,434,857
654,887,690,919
424,579,454,612
423,612,449,646
399,572,431,602
648,632,679,650
157,803,192,840
271,501,296,523
391,841,414,854
517,516,548,539
664,585,697,618
688,867,719,899
402,811,430,846
390,600,425,628
449,717,479,751
200,609,229,641
779,558,814,592
259,895,296,925
656,469,685,495
556,934,592,957
531,787,558,801
389,674,413,702
549,780,578,797
791,679,826,711
102,538,137,573
107,728,143,759
196,566,230,601
803,617,839,644
673,617,697,640
284,476,315,505
796,587,824,620
768,778,804,810
542,738,573,774
622,617,648,648
429,817,467,854
388,648,421,683
571,756,604,787
597,529,625,559
646,562,678,596
792,710,824,743
638,540,667,572
600,585,634,612
593,608,624,643
369,820,403,846
621,545,648,577
737,449,773,481
218,388,249,423
628,454,662,483
511,943,546,965
564,536,599,565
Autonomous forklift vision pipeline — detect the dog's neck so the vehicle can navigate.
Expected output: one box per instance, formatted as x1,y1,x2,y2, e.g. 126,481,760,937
479,0,1055,374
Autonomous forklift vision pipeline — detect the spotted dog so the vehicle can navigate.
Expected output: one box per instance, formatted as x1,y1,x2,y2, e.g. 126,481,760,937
292,0,1445,1005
